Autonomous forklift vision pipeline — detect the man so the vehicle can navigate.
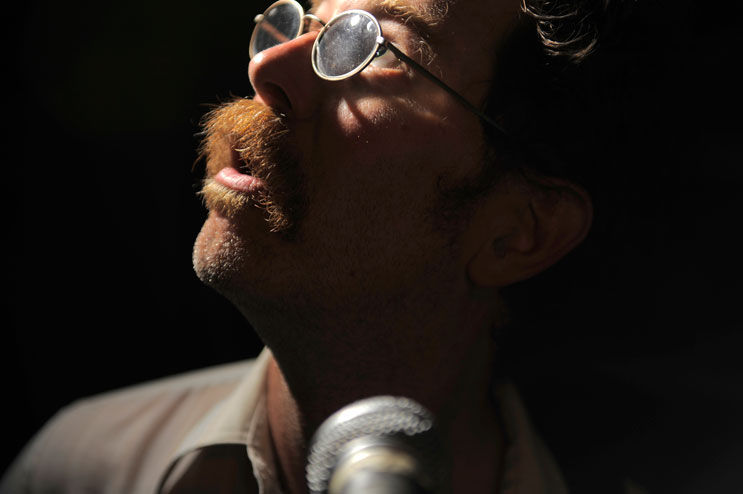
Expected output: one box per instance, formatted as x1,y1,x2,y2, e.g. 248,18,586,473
4,0,648,492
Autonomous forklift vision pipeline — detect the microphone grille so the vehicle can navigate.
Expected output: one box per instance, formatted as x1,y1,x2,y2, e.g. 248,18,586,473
306,396,440,493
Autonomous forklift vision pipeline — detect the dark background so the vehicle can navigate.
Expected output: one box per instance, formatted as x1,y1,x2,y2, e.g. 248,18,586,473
8,0,743,492
9,0,268,476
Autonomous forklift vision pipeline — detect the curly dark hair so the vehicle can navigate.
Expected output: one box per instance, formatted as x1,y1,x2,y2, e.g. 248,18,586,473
522,0,632,61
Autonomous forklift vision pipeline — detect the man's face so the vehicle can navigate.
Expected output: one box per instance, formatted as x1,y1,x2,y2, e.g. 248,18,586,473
193,0,520,330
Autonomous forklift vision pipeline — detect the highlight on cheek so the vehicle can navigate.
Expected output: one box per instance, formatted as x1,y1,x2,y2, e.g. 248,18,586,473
334,99,363,133
334,95,410,135
198,98,307,239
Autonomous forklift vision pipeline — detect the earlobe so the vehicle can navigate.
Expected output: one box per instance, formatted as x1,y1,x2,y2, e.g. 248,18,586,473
467,178,593,288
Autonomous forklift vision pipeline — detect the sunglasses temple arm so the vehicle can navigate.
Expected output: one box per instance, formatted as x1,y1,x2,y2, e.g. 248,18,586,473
383,42,508,136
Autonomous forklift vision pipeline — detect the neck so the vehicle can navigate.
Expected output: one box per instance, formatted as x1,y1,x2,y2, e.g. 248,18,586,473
263,319,505,494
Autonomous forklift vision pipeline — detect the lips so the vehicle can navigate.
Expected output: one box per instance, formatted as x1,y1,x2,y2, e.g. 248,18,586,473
215,164,265,193
213,149,266,194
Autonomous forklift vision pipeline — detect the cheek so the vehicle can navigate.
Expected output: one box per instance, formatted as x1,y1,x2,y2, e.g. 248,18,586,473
321,105,439,216
329,96,458,168
302,89,485,237
306,111,464,243
289,96,484,299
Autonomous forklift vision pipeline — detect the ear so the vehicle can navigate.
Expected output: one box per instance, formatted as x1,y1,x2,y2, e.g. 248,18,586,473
467,176,593,288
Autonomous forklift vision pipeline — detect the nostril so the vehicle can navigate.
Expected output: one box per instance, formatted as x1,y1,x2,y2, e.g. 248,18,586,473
255,81,293,116
248,32,321,119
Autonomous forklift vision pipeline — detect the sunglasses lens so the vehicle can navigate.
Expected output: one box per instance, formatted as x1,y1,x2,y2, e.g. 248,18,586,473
251,2,303,56
313,11,380,79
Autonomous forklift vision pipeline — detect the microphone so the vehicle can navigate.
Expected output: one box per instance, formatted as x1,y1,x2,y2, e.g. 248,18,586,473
306,396,444,494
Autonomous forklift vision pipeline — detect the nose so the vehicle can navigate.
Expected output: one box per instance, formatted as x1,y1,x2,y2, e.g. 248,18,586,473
248,31,323,120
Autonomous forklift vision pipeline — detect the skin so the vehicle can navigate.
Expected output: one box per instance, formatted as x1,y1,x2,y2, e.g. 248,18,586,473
193,0,593,492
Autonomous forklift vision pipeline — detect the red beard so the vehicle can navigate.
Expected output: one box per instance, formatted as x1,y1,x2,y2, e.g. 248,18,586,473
198,98,307,239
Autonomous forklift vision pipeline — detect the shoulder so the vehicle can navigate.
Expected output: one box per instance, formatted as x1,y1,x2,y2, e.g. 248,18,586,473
1,357,262,494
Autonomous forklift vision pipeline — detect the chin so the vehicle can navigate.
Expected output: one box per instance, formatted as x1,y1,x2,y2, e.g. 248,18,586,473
192,210,258,290
192,208,294,312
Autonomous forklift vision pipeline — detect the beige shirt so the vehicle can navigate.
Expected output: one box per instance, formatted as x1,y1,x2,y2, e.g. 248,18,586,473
1,348,569,494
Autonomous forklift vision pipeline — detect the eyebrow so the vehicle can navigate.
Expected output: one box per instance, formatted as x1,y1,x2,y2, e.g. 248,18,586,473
378,0,446,40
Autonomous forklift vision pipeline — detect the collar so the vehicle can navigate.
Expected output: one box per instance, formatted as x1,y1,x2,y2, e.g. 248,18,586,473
157,348,568,494
157,347,278,493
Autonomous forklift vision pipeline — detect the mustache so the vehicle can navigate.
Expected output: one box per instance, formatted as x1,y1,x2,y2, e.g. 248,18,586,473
198,98,306,238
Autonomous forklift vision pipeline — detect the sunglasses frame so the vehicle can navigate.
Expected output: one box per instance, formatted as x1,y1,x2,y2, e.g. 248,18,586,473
310,9,385,81
250,0,505,132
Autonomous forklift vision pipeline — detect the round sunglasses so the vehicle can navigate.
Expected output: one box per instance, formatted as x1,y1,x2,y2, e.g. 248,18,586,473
249,0,505,131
